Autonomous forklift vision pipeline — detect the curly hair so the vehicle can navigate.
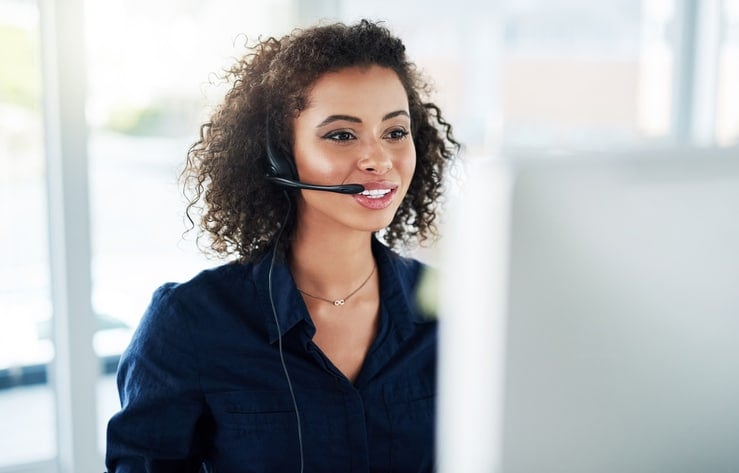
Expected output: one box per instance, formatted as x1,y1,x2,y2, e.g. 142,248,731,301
182,19,460,262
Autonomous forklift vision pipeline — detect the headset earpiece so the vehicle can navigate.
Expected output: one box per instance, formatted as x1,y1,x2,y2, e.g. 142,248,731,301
265,123,299,181
264,118,364,195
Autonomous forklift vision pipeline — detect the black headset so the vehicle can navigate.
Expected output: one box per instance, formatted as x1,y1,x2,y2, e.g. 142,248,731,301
264,123,364,194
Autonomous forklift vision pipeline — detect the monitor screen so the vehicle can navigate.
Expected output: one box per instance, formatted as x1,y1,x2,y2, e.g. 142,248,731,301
437,148,739,473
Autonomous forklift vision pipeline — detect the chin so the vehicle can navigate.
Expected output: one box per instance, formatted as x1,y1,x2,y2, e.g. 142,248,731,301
352,216,396,234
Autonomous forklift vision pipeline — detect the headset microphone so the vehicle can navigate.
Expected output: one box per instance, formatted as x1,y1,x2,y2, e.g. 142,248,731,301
265,125,365,195
266,176,365,194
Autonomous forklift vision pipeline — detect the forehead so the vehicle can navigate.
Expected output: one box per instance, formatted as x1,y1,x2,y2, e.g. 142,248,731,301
302,65,409,114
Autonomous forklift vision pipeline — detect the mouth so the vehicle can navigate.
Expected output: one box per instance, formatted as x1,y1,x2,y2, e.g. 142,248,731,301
353,182,399,210
359,188,393,199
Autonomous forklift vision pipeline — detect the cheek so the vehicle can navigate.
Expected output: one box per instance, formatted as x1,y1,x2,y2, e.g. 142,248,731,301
295,150,341,180
292,133,340,180
302,158,334,177
401,151,417,183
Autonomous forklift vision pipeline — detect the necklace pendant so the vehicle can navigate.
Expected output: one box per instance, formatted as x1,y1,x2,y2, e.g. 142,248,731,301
297,265,375,308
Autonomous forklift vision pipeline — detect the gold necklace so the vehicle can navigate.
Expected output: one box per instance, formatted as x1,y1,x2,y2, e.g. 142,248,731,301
297,265,376,307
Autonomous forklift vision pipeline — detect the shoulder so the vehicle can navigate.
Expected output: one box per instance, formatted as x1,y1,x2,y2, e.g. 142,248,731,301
127,260,267,351
142,261,259,323
166,261,255,297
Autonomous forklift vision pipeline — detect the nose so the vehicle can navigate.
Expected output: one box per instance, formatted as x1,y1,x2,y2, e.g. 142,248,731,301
358,140,392,174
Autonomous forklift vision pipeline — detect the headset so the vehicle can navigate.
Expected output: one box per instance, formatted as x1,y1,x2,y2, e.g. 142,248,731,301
264,124,365,195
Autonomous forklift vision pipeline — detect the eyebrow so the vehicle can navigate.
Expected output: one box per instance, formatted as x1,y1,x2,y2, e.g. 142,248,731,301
316,110,410,128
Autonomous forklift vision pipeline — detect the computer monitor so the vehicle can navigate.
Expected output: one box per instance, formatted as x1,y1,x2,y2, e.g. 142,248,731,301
437,147,739,473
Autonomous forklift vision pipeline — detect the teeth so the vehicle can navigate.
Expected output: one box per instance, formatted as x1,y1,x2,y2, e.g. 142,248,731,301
360,188,391,198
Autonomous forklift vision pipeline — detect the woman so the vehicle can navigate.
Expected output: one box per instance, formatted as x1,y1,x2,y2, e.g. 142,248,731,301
106,19,458,472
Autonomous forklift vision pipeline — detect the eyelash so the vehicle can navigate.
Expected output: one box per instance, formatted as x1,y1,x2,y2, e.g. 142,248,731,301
323,128,410,142
387,129,410,141
324,130,355,142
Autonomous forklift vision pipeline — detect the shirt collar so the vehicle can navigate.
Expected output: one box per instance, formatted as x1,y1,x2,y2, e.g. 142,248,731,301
253,249,310,344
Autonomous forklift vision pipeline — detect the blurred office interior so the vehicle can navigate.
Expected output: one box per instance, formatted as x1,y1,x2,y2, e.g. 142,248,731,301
1,0,738,471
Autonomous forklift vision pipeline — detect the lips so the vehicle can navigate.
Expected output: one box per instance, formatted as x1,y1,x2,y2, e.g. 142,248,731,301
353,181,399,210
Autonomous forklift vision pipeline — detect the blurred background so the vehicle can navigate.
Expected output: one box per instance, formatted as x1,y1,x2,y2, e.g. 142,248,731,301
1,0,738,471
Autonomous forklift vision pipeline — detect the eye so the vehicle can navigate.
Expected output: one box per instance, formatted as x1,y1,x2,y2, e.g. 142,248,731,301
386,128,410,141
323,130,356,142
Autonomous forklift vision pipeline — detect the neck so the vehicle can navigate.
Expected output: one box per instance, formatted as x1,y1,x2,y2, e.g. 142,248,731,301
289,226,376,298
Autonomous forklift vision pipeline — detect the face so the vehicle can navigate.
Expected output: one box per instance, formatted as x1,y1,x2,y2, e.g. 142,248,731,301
292,65,416,236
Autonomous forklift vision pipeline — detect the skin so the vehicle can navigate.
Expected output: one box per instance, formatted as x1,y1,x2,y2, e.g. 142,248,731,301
289,65,416,382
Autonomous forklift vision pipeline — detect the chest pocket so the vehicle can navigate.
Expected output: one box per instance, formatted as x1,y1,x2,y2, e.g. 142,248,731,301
206,390,301,472
384,379,436,471
207,390,296,433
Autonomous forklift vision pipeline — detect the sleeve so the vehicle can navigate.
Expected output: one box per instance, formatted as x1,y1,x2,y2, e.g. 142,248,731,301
105,284,208,472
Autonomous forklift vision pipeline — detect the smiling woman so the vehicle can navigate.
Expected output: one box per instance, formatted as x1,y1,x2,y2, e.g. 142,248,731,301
292,65,416,236
105,19,459,473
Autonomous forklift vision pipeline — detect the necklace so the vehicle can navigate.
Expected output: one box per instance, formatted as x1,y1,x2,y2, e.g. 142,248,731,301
297,265,376,307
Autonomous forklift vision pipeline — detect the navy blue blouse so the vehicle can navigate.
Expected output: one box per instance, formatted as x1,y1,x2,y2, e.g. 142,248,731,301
105,239,437,473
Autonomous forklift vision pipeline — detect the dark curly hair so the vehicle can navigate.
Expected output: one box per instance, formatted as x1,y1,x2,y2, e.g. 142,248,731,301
182,19,460,262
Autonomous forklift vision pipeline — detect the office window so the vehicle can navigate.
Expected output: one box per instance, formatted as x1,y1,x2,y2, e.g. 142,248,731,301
500,0,676,149
0,0,57,466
